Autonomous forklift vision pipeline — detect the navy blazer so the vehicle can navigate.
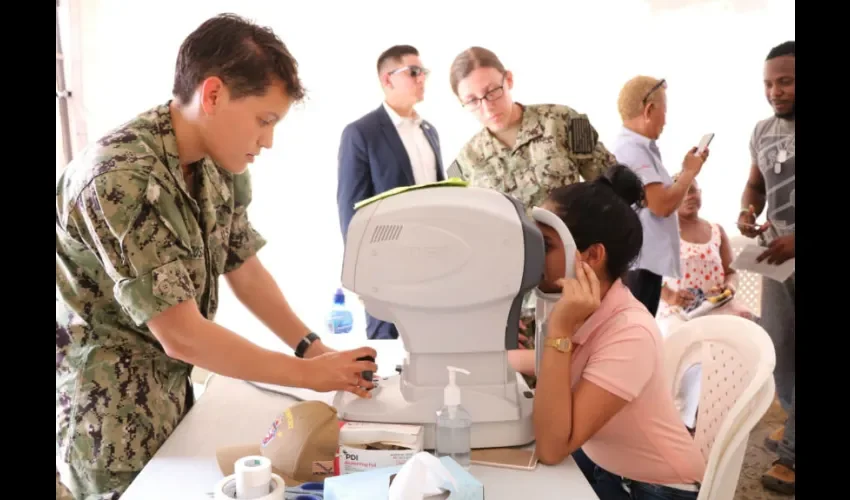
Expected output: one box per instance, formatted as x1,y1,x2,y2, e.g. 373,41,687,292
336,104,445,339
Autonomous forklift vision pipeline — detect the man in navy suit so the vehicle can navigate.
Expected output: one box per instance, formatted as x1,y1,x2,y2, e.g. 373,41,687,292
336,45,445,340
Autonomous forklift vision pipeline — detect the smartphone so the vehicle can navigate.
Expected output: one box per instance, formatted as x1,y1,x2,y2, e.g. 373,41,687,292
696,133,715,155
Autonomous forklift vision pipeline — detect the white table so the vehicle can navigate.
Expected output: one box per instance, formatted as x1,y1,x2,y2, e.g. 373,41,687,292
121,340,599,499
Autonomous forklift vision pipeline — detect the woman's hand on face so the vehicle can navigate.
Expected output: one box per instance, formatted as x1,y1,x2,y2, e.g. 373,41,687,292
548,251,602,335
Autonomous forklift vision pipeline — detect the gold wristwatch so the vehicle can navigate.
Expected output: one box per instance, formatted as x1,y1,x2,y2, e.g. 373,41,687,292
544,337,573,353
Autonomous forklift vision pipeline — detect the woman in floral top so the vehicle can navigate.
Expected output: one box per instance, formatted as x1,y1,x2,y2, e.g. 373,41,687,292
657,177,756,323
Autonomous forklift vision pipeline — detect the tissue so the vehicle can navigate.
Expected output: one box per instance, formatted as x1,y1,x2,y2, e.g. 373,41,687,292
323,454,484,500
388,452,458,500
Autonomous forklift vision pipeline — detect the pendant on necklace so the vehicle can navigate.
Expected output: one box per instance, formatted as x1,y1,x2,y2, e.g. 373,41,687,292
774,149,787,174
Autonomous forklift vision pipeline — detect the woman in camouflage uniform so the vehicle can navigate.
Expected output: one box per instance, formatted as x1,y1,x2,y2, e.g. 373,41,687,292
446,47,617,387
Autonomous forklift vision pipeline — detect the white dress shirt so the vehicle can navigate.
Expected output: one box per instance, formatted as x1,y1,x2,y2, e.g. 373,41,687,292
382,102,437,185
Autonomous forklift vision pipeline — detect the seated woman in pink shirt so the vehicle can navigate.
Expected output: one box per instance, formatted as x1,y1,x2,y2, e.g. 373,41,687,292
530,165,706,500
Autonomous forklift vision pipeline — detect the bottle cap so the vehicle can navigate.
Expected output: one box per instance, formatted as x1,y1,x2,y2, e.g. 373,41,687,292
333,288,346,305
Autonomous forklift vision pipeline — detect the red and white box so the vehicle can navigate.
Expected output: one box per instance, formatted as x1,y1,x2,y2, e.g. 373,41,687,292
333,422,424,475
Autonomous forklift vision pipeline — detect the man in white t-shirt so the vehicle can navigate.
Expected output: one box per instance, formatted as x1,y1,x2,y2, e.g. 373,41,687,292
336,45,445,339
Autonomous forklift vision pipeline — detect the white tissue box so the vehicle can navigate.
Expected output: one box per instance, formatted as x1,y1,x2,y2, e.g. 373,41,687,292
325,455,485,500
334,422,424,475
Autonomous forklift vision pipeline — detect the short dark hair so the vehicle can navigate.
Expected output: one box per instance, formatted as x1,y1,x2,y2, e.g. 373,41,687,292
767,41,795,61
172,13,306,104
376,45,419,74
546,164,645,280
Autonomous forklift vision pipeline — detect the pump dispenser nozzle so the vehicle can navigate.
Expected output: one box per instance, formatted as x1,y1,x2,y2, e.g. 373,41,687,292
435,366,473,467
444,366,470,418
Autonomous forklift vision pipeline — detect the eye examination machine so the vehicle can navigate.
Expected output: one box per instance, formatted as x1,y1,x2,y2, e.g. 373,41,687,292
333,182,556,449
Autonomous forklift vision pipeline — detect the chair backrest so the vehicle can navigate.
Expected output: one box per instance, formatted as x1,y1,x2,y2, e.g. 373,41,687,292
702,376,776,500
728,234,762,317
664,315,776,500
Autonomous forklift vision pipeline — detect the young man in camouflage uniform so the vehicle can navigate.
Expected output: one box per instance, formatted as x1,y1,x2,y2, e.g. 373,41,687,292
55,14,377,498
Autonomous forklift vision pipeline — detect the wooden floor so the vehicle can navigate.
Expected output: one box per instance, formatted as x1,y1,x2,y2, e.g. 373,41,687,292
735,398,794,499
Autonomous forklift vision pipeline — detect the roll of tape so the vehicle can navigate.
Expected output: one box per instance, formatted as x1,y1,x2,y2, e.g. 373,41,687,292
235,456,272,498
214,473,286,500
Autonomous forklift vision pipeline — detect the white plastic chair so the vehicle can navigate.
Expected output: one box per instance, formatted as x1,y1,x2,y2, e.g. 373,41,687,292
728,234,763,317
664,315,776,500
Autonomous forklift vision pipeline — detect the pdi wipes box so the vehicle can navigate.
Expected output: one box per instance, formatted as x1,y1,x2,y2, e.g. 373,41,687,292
334,422,424,475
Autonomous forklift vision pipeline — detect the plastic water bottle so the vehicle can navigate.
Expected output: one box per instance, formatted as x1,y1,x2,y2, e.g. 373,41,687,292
435,366,472,468
326,288,354,334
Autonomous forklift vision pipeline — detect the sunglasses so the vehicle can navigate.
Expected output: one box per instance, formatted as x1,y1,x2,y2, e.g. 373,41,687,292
642,78,667,105
388,65,430,79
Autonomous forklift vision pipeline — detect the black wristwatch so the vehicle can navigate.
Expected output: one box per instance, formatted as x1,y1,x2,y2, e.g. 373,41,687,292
295,332,321,358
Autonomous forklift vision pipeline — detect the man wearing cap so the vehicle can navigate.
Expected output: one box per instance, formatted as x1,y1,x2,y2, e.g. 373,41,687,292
55,14,377,499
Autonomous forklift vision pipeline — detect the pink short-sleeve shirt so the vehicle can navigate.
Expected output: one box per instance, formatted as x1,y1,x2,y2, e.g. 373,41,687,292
567,280,706,485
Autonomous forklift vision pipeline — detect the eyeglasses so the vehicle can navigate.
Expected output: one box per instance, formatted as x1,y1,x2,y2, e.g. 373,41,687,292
462,75,506,110
642,78,667,105
388,65,430,79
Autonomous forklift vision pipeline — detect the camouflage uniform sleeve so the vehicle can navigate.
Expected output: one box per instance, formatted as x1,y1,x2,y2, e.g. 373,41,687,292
564,112,618,181
72,169,197,326
223,170,267,274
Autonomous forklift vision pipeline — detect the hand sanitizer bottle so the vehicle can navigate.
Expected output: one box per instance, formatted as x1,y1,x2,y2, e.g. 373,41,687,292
326,288,353,334
435,366,472,469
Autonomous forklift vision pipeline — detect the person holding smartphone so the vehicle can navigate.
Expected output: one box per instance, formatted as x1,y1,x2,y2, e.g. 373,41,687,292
610,76,709,316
